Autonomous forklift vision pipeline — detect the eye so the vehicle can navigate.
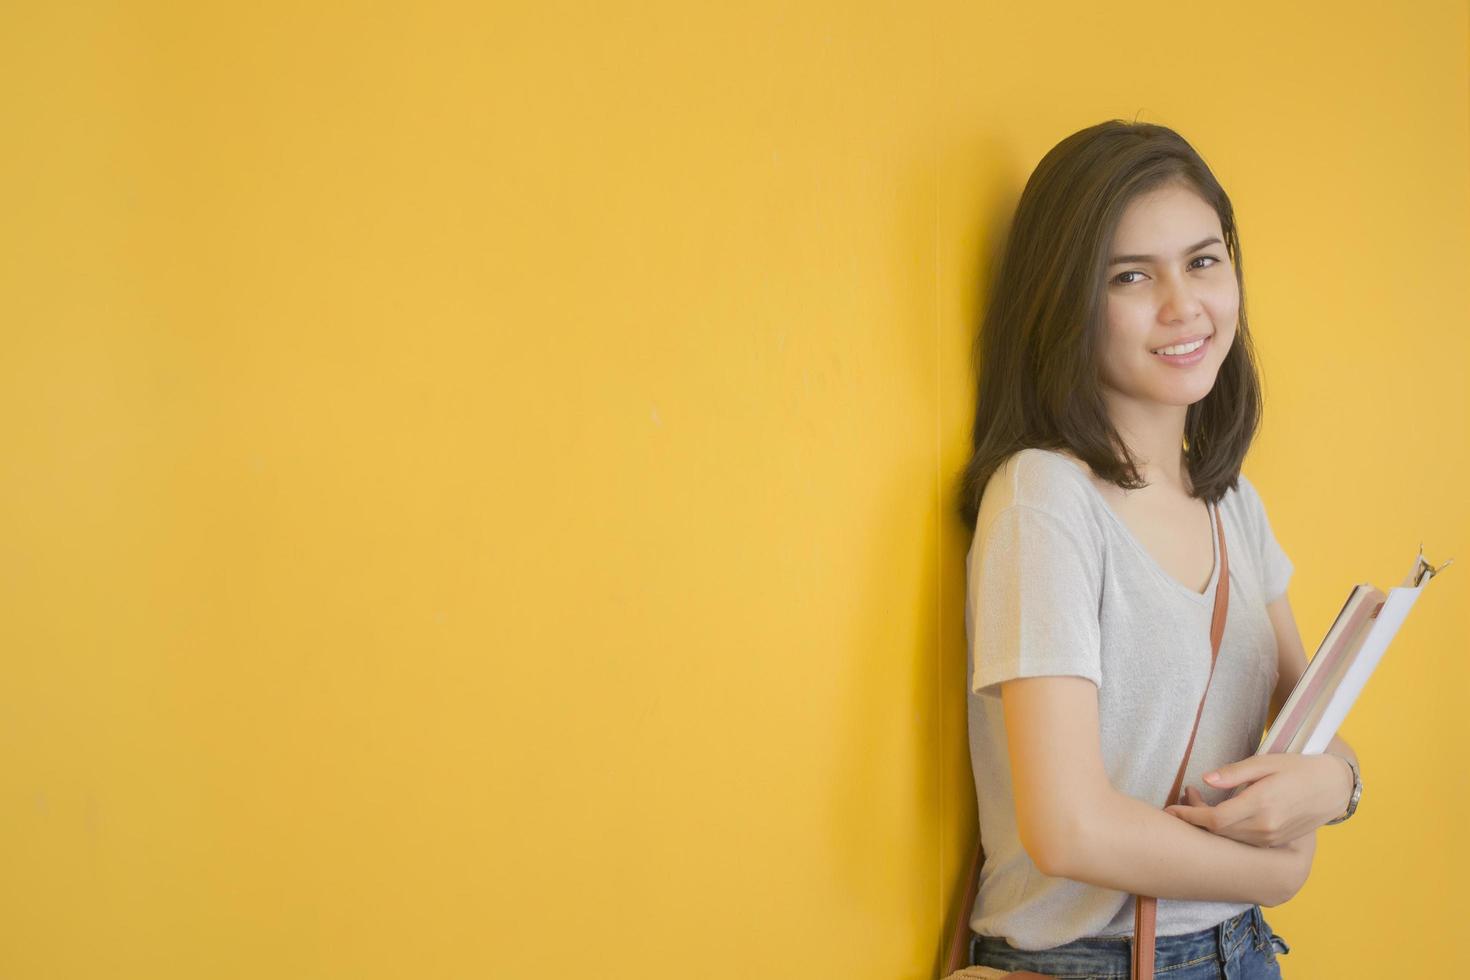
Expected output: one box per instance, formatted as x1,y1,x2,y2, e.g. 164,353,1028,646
1110,254,1223,286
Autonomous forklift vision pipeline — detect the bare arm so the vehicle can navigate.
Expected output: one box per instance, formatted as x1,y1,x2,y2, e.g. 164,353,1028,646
1059,784,1314,907
1001,675,1311,907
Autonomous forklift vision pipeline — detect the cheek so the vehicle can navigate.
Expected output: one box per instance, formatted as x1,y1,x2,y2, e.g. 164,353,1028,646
1205,280,1241,321
1103,308,1155,357
1207,298,1241,349
1098,322,1154,384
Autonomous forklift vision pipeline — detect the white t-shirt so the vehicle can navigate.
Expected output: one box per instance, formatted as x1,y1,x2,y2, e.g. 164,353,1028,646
964,446,1295,950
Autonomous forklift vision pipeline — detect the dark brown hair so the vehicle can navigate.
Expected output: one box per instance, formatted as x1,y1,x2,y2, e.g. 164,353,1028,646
954,120,1265,532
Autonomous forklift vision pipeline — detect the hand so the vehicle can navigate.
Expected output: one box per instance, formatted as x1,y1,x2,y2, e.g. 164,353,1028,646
1162,752,1353,848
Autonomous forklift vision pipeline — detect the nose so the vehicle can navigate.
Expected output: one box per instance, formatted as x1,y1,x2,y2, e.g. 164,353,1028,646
1160,275,1205,324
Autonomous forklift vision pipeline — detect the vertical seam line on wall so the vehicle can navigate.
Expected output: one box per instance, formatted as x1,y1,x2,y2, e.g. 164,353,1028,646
932,0,945,959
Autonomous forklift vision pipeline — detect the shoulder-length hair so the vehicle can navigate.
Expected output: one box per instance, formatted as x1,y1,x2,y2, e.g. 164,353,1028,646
954,119,1266,532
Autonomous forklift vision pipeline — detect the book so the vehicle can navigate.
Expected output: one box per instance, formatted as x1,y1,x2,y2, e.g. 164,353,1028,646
1255,545,1453,759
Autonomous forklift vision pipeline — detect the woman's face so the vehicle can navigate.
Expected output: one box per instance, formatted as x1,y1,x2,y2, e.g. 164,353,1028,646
1098,183,1239,410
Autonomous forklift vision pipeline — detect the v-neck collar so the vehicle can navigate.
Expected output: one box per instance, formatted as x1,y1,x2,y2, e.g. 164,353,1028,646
1036,449,1222,606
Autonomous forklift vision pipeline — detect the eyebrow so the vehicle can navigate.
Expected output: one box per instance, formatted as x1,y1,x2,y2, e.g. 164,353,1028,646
1107,236,1223,266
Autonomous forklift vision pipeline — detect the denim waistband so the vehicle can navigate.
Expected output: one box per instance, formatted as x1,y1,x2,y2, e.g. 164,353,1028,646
970,904,1269,974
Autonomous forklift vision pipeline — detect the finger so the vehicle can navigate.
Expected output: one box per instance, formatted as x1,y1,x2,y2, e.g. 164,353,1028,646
1165,798,1211,824
1205,756,1284,788
1195,789,1257,833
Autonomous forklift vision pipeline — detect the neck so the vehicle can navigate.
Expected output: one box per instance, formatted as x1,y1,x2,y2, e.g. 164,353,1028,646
1101,390,1191,493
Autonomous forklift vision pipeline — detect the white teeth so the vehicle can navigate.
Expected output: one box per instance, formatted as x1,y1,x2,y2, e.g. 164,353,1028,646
1153,337,1206,356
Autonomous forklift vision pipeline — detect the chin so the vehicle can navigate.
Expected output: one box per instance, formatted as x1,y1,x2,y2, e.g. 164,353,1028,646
1161,378,1219,406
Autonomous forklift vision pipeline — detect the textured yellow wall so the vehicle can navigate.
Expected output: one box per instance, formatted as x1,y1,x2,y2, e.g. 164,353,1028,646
1,2,1464,977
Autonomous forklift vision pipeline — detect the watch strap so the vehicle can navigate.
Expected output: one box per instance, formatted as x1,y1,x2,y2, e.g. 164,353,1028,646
1324,753,1361,825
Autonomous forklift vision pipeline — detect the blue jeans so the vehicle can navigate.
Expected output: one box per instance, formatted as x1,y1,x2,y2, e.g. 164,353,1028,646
969,904,1291,979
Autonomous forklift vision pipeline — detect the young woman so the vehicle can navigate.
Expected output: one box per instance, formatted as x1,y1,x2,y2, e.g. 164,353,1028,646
952,121,1362,978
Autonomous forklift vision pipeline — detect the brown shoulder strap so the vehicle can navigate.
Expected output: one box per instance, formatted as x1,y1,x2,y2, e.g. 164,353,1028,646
1132,500,1229,979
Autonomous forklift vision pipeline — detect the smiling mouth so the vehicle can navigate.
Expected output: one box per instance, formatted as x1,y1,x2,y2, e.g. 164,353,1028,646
1150,332,1212,355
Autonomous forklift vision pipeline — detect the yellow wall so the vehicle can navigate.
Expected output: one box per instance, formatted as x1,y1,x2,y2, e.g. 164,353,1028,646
2,2,1465,977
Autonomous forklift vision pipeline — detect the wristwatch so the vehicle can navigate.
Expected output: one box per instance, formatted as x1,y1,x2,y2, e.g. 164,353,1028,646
1324,753,1362,825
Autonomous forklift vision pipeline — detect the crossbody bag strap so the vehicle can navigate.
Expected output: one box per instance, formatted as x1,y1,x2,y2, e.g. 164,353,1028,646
1132,500,1229,979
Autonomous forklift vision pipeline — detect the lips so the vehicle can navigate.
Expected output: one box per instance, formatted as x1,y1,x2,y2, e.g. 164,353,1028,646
1150,332,1212,354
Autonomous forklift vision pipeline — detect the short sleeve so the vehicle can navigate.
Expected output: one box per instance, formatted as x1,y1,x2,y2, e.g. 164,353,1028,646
969,504,1104,699
1240,475,1295,604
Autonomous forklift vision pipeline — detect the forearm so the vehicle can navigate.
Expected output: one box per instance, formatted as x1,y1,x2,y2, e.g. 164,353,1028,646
1051,788,1301,907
